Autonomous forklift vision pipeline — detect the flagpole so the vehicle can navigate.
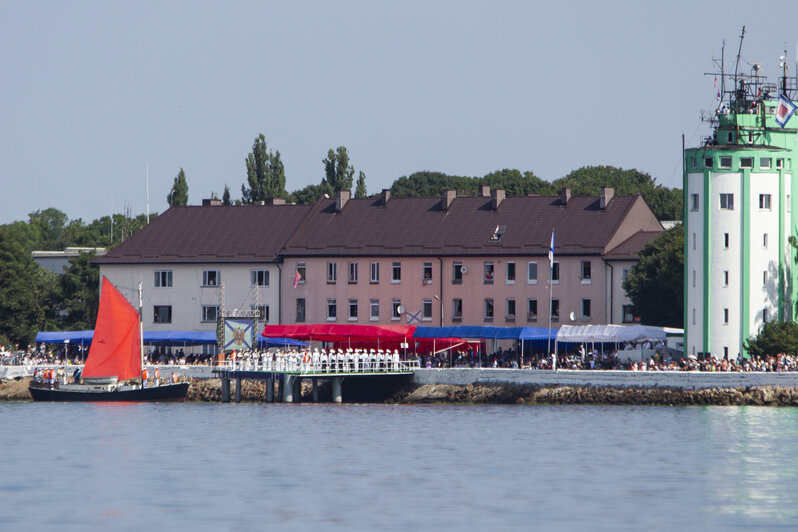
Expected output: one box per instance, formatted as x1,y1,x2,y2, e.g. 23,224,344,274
547,229,554,358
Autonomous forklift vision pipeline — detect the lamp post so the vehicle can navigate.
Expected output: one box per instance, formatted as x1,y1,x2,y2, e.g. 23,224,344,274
433,295,444,327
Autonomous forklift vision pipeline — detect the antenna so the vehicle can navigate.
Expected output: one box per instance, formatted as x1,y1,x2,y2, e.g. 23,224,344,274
146,162,150,224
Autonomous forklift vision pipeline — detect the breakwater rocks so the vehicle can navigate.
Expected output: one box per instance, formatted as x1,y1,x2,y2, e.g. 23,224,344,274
397,383,798,406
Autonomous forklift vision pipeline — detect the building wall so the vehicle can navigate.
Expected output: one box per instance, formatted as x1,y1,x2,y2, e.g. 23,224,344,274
99,263,280,331
686,171,705,357
604,260,637,324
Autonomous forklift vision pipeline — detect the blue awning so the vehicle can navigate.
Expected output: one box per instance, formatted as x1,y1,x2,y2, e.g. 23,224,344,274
412,326,554,341
35,330,94,345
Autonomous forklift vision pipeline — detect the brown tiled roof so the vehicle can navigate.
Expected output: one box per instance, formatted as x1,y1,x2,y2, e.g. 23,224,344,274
94,205,312,264
282,194,656,257
603,230,663,260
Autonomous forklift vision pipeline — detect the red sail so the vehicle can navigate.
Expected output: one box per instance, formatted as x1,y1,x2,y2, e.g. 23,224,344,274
82,277,141,381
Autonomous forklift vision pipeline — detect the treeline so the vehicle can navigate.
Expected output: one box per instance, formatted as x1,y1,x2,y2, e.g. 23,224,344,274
167,132,682,221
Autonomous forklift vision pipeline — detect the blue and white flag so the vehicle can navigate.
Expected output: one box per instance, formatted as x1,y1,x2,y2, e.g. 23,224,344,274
775,93,797,128
548,229,555,266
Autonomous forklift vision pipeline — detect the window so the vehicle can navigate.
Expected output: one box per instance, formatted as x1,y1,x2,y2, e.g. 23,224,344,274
251,269,269,287
740,157,753,168
153,305,172,324
763,309,770,322
391,262,401,283
763,271,768,286
484,261,495,284
327,262,337,283
763,233,768,248
748,131,753,143
506,262,516,283
726,132,733,143
623,305,635,323
777,159,784,169
423,299,433,321
527,262,538,284
370,299,379,321
581,299,591,320
296,263,306,285
692,270,696,288
761,158,772,169
327,299,337,321
690,157,697,169
453,262,463,284
622,268,629,280
692,233,696,250
691,193,699,211
202,270,219,287
723,270,729,286
723,308,729,324
348,299,358,321
452,299,463,321
759,194,771,210
296,299,305,322
154,270,172,288
551,262,560,282
581,260,591,283
527,299,538,322
724,233,730,248
691,308,696,326
719,156,732,169
551,299,560,322
423,262,433,284
719,193,734,210
370,262,379,283
201,305,218,322
251,305,269,322
506,299,516,321
484,298,494,322
391,299,402,320
348,262,358,283
705,157,713,169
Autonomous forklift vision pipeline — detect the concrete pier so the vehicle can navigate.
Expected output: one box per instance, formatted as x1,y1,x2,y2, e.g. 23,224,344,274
265,376,274,402
332,377,343,403
221,377,230,403
283,375,295,403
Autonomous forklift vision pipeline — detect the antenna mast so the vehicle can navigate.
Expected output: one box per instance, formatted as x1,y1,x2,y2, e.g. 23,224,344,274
146,163,150,224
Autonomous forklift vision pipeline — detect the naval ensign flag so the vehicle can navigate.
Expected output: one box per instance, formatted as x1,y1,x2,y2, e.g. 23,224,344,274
775,93,797,128
548,229,555,266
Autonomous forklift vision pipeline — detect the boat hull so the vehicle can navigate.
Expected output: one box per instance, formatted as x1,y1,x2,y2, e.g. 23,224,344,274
28,382,189,402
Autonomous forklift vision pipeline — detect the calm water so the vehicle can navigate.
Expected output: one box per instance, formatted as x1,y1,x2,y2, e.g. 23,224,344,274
1,403,797,531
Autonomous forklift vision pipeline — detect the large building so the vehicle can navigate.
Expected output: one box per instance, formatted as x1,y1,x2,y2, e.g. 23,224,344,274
684,67,797,358
95,188,663,340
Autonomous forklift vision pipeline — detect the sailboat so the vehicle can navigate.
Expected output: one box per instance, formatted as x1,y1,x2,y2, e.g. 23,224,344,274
29,277,189,402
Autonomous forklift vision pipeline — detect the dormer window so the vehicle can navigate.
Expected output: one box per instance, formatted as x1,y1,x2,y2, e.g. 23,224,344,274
490,225,506,241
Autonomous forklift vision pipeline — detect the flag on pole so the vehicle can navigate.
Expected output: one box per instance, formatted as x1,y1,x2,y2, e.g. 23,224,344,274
548,229,555,266
293,270,302,288
775,93,797,128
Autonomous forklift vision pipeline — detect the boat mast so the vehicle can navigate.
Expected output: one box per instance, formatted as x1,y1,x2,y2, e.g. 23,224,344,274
138,282,145,377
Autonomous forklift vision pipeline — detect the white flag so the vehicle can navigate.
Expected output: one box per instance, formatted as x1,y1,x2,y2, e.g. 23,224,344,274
775,93,797,128
548,229,555,266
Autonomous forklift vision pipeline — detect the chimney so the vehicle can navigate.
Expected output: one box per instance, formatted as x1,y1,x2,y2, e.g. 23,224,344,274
202,198,222,206
381,188,391,206
442,189,456,211
600,187,614,209
336,189,350,212
561,188,571,205
480,185,491,197
491,189,505,210
266,198,286,205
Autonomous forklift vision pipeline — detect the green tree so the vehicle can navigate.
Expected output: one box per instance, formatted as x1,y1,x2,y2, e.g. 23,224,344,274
744,321,798,357
167,168,189,207
355,171,367,198
622,225,684,327
222,185,231,205
322,146,355,193
28,208,69,250
242,133,286,203
289,183,330,205
58,251,100,330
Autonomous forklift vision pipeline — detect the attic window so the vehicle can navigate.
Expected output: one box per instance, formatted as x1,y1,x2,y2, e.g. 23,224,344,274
490,225,506,241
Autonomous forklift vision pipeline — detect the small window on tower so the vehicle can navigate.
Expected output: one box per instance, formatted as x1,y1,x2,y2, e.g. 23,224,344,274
720,193,734,210
691,194,699,211
719,156,732,169
759,194,771,210
724,233,730,248
740,157,753,168
705,158,713,169
761,158,772,169
777,159,784,169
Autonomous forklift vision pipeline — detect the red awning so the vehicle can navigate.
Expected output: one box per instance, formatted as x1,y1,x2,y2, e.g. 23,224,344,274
262,324,462,351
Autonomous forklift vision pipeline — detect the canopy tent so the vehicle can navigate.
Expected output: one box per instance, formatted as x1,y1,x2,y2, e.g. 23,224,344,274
413,325,554,341
261,324,461,352
555,324,681,344
35,330,304,348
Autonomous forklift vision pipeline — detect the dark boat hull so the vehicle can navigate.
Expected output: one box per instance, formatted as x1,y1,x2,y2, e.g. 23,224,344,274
29,382,189,402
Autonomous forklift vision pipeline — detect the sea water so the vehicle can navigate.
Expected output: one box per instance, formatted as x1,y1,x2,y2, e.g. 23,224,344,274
1,403,797,531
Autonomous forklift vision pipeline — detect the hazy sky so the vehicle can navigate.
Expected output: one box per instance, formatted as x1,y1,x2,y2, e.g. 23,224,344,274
1,1,796,225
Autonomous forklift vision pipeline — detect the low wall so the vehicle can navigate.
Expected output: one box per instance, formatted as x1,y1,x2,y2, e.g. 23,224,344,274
0,365,215,380
412,368,798,390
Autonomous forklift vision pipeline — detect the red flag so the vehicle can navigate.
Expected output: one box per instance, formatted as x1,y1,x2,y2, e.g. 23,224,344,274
293,271,302,288
714,76,717,88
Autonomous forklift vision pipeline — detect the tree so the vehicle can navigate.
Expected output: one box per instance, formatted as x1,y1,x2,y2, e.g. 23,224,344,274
167,168,189,207
745,321,798,357
355,171,367,198
622,225,684,327
222,185,231,206
322,146,355,193
242,133,286,203
28,208,69,250
289,183,330,205
58,251,100,330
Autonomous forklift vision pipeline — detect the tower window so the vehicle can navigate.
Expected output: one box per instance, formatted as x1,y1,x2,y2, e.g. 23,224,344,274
723,270,729,286
719,156,732,169
764,271,768,285
724,233,730,248
691,194,699,211
740,157,753,168
777,159,784,169
705,158,713,169
723,308,729,324
763,233,768,248
759,194,771,210
692,270,696,288
761,158,772,169
720,193,734,210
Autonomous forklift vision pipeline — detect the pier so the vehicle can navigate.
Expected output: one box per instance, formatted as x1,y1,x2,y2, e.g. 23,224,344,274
214,353,419,403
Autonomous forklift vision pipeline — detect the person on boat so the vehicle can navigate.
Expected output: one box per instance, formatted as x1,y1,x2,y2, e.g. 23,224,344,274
154,367,160,386
142,367,149,388
170,372,179,384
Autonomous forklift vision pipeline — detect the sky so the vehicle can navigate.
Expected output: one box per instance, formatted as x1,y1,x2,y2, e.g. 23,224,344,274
1,0,797,225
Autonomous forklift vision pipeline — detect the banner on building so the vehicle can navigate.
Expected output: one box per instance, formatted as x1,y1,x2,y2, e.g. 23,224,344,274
223,318,254,352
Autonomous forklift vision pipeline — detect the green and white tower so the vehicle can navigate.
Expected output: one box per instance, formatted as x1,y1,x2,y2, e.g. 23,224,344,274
684,38,797,358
